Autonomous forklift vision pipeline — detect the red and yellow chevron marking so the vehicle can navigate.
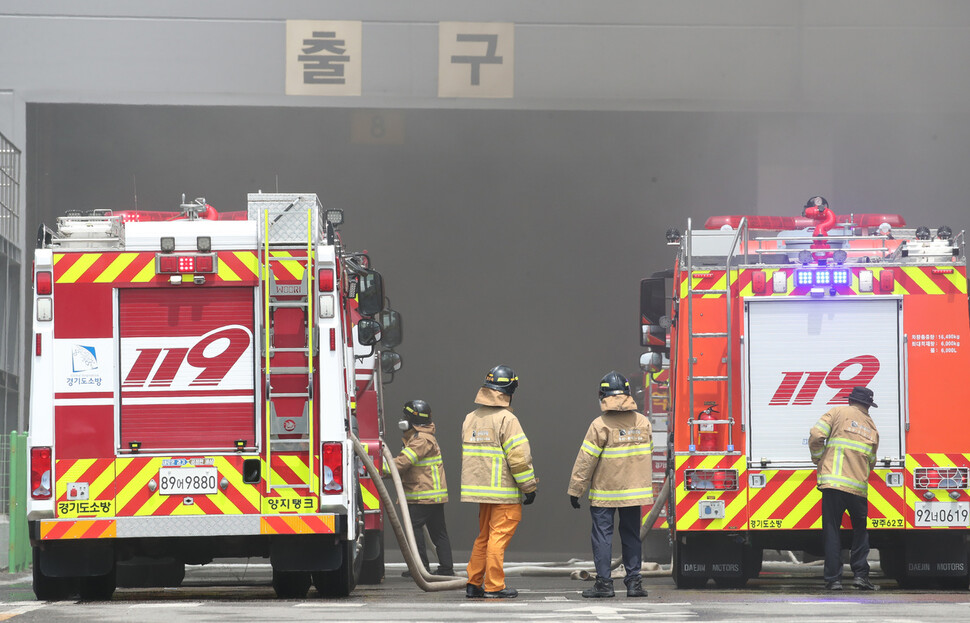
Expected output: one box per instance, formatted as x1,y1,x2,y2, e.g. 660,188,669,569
52,251,259,284
905,453,970,529
674,454,747,531
360,478,380,511
867,468,908,529
266,250,308,282
747,469,821,530
262,454,317,514
679,266,966,298
260,514,335,535
55,458,115,518
41,519,116,540
115,457,260,517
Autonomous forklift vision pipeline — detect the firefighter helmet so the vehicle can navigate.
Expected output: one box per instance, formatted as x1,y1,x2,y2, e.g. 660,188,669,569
403,399,432,424
598,371,632,399
483,365,518,395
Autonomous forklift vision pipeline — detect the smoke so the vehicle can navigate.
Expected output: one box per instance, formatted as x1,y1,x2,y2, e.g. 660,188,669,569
24,104,970,557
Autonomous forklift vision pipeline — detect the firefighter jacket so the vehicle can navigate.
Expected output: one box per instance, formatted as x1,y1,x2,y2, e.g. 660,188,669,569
390,423,448,504
809,403,879,498
460,388,538,504
567,394,654,507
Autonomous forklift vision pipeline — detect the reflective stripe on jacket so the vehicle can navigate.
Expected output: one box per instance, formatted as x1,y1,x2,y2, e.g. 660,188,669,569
392,423,448,504
809,403,879,498
567,395,654,508
460,390,537,503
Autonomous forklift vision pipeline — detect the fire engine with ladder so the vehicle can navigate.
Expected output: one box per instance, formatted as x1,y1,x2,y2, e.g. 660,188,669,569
27,193,403,600
640,205,970,588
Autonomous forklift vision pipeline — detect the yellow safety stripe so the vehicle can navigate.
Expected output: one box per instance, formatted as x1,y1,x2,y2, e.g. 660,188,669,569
502,434,527,453
512,468,535,484
460,485,520,498
581,441,603,457
405,488,448,500
402,447,419,464
462,445,504,456
590,488,654,502
600,443,653,458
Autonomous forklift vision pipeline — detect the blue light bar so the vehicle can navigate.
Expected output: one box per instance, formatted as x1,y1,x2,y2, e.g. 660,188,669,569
833,269,850,285
796,270,813,285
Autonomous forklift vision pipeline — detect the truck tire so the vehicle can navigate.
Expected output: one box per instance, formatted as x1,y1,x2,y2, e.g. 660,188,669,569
79,568,116,602
358,531,385,585
31,548,77,601
314,487,364,596
272,569,311,599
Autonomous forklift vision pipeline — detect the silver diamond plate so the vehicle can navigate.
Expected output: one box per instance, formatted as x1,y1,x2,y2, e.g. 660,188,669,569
117,514,260,538
247,193,322,244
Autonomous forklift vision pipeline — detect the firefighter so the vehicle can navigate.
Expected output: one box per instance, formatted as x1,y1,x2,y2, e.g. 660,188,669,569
809,385,880,591
461,365,538,599
567,371,653,598
388,400,454,577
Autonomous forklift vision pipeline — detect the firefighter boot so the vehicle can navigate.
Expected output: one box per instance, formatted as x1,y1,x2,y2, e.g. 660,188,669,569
625,577,648,598
582,576,615,598
465,583,485,598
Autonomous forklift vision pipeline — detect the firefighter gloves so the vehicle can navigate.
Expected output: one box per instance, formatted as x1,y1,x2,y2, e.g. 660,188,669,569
523,491,536,505
570,495,581,509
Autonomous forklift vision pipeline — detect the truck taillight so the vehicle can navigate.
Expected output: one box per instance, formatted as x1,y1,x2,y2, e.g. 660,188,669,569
879,269,895,293
318,268,334,292
30,447,53,500
685,469,739,491
36,271,53,295
322,442,344,494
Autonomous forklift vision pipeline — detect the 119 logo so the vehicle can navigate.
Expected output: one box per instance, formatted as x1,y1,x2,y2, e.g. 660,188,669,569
122,326,252,388
769,355,879,406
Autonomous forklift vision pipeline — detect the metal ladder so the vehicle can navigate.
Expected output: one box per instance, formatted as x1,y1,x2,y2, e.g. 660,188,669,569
684,217,748,453
263,208,315,491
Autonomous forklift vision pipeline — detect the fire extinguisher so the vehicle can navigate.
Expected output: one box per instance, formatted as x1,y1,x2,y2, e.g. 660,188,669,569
698,405,719,452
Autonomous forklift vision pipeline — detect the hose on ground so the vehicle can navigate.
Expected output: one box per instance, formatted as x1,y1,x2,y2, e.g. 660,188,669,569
571,477,672,580
350,434,467,591
381,445,459,582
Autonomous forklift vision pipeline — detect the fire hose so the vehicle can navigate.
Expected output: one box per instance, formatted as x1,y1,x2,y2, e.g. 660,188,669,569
354,432,675,586
351,435,467,591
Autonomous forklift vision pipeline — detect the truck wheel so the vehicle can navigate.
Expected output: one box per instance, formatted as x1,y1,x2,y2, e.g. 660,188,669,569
358,532,385,585
79,568,116,602
31,548,77,601
313,536,363,597
272,569,311,599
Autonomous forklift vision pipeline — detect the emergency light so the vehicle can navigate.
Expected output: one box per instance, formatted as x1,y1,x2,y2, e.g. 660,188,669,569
795,268,850,287
36,271,53,295
156,253,217,275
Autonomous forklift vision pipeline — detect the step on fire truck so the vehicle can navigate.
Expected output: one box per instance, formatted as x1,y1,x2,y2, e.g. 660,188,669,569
27,193,403,600
640,208,970,588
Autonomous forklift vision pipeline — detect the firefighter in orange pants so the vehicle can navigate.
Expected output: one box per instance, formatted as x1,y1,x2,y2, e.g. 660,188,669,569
461,365,538,599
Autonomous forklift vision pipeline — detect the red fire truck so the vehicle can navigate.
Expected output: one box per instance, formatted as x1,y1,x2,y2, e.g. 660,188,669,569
641,211,970,588
27,193,400,599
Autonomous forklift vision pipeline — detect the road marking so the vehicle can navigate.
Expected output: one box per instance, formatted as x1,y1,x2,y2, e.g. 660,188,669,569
128,602,204,608
0,578,32,587
0,603,46,620
294,603,365,608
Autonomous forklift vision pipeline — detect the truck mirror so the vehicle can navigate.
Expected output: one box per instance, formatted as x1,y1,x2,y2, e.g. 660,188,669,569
640,278,667,325
380,350,402,374
357,319,382,346
639,351,663,374
377,310,403,349
357,270,384,317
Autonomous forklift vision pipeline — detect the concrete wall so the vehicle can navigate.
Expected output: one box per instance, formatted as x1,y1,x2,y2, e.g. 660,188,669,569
2,2,970,113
